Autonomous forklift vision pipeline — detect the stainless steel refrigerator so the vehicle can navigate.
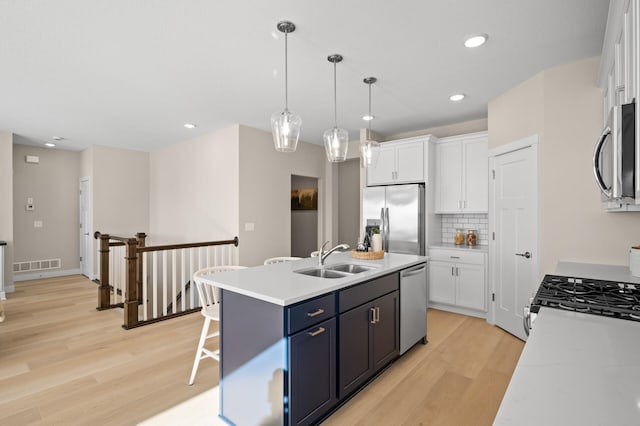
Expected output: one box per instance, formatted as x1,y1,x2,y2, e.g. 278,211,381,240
362,184,425,256
363,183,427,354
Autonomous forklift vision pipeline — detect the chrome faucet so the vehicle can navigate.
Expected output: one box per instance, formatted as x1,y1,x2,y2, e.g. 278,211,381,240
318,241,350,267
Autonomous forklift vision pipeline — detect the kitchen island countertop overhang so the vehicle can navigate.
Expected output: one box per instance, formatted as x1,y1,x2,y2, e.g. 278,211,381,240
200,251,427,306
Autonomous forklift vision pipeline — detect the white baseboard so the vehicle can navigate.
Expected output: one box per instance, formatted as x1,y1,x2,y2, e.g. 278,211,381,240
13,268,82,282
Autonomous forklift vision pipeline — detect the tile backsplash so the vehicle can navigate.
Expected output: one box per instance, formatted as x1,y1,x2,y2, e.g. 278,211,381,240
441,214,489,245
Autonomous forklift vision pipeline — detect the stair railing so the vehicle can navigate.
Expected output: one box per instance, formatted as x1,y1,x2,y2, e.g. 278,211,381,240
94,232,238,329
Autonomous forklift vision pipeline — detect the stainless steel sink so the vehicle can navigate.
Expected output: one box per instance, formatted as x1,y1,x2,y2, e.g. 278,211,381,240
295,263,379,279
325,263,378,274
295,268,349,279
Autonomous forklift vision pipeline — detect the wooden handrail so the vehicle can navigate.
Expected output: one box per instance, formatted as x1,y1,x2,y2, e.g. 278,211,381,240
136,237,239,254
94,231,239,329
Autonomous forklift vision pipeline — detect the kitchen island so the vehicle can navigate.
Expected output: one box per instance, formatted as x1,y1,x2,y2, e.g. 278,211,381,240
201,252,427,425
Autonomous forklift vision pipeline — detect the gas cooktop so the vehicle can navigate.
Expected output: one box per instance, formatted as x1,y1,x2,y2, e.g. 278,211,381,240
533,274,640,322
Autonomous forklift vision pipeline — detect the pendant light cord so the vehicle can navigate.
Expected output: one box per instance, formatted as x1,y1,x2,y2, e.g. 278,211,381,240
333,62,338,127
368,82,372,137
284,31,289,111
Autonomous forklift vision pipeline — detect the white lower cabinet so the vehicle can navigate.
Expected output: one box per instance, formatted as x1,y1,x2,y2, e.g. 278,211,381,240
429,248,487,316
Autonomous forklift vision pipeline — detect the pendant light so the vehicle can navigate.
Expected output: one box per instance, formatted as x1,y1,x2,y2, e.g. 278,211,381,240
323,54,349,162
360,77,380,168
271,21,302,153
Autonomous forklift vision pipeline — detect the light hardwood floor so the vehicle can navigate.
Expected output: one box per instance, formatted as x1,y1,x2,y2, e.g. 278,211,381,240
0,275,524,425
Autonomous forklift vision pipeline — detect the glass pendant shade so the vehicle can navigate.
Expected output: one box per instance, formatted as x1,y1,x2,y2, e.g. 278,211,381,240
324,54,348,163
360,76,379,168
271,108,301,152
272,21,300,153
359,138,380,168
323,126,349,162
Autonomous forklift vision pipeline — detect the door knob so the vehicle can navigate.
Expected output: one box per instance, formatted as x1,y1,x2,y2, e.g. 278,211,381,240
515,251,532,259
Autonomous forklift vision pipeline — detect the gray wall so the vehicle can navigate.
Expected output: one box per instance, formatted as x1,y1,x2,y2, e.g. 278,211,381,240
0,132,13,292
291,175,318,258
337,159,360,248
13,143,80,274
239,125,326,266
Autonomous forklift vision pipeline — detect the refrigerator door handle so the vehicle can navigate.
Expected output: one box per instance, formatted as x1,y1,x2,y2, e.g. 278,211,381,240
379,207,385,241
384,207,390,252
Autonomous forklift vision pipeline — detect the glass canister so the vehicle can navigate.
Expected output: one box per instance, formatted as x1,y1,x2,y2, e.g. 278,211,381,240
454,229,465,245
466,229,478,246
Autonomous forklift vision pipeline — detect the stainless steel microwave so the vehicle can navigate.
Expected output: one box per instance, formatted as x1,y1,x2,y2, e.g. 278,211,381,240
593,102,636,204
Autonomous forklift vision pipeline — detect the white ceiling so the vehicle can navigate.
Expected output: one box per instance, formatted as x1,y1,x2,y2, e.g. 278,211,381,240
0,0,610,152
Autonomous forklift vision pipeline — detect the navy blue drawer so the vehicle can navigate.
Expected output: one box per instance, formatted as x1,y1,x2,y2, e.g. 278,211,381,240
288,293,335,335
338,273,399,313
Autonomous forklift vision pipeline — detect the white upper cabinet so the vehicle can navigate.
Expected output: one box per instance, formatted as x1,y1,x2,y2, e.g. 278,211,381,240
367,137,432,186
600,0,637,120
435,132,488,213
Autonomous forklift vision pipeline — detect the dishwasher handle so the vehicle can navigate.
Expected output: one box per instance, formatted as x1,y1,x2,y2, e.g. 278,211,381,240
401,264,426,278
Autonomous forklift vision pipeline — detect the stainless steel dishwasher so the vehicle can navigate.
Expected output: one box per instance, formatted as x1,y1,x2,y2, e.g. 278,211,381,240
400,262,428,354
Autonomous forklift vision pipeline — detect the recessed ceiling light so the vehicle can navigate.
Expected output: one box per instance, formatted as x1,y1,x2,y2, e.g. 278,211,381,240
45,142,56,147
184,123,196,129
464,33,488,48
52,136,64,141
362,115,374,121
449,93,465,102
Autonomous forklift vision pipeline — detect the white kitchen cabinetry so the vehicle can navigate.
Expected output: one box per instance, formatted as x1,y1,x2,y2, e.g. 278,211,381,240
435,132,488,213
367,137,432,186
600,0,637,122
428,248,486,317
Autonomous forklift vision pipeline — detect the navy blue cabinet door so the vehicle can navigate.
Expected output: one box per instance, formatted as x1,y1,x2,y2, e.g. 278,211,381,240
338,290,399,399
289,317,337,425
338,302,374,398
372,291,399,370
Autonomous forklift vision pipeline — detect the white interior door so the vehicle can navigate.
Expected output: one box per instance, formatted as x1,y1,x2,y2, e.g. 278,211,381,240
490,138,538,341
79,177,92,278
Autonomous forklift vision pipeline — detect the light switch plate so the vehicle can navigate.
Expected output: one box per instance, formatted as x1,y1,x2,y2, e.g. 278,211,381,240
34,220,43,228
244,222,255,232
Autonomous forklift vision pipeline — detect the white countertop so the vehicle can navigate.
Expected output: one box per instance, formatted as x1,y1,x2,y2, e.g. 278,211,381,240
429,242,488,253
555,261,640,284
494,307,640,426
495,261,640,425
201,252,427,306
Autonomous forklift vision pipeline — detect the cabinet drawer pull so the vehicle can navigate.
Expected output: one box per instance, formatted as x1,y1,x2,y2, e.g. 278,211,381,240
306,308,325,317
370,307,376,324
450,256,460,259
307,327,326,337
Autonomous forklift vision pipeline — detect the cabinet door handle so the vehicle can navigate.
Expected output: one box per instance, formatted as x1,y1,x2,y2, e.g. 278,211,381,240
463,200,466,209
307,327,326,337
375,307,380,323
451,266,454,276
370,307,376,324
306,308,325,317
456,267,459,276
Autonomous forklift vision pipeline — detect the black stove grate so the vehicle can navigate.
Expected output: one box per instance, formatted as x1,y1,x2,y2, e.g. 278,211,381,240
533,275,640,322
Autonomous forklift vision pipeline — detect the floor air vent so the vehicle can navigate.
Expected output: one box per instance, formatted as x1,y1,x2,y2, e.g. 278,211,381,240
13,258,62,273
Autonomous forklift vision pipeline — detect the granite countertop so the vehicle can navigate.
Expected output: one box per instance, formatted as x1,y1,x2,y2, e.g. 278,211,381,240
201,251,427,306
429,242,488,253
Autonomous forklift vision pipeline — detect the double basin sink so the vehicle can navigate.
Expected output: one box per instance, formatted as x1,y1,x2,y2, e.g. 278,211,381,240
295,263,379,279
